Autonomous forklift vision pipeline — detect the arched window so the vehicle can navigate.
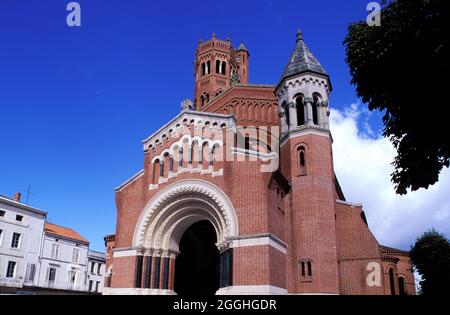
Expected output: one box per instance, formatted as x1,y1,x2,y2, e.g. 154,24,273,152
298,146,306,175
169,156,174,172
282,102,290,128
201,95,205,106
389,268,396,295
312,94,320,125
202,143,209,167
398,277,407,295
221,61,226,75
296,95,305,126
201,63,206,76
216,60,220,74
206,61,211,74
307,261,312,276
179,147,184,167
189,145,194,165
159,160,164,177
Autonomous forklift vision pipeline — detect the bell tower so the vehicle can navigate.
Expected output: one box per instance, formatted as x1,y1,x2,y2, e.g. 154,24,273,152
193,34,249,110
276,30,339,294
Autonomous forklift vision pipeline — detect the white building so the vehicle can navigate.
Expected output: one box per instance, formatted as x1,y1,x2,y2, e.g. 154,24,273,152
0,193,47,294
87,250,106,293
37,223,89,293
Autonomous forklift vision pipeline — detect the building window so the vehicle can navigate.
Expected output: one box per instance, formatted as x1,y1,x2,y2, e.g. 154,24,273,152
298,146,306,175
296,95,305,126
179,147,184,167
300,259,313,281
51,243,60,259
221,61,226,75
159,160,164,177
25,263,36,282
11,232,21,248
216,60,221,74
206,61,210,74
97,263,102,275
95,281,100,292
312,94,320,125
201,62,205,76
389,268,396,295
47,267,57,285
6,261,16,278
398,277,407,295
68,269,77,286
72,248,80,263
89,280,93,291
0,229,3,246
169,157,174,172
0,210,5,217
15,214,23,222
91,262,96,274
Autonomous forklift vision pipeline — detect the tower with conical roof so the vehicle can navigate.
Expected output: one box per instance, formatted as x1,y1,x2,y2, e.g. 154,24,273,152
276,30,339,294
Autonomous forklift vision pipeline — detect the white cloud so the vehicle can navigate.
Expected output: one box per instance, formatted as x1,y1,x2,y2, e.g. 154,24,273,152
330,103,450,250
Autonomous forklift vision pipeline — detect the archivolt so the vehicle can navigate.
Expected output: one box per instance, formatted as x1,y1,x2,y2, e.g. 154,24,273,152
133,180,238,252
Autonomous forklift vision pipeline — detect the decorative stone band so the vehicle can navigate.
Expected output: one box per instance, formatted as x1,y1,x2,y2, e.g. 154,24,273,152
280,127,332,146
229,233,287,254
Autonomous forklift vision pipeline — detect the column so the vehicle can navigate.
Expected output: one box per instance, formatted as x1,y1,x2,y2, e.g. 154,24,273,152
219,248,233,288
322,101,330,129
305,97,314,126
162,256,170,290
152,254,161,289
144,254,152,289
288,102,297,129
134,255,143,288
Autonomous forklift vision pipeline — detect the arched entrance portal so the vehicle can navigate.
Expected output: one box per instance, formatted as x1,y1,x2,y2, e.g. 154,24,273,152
132,180,238,295
174,220,219,295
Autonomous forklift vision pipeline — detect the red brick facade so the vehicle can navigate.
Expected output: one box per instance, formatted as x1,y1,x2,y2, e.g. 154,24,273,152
103,34,415,295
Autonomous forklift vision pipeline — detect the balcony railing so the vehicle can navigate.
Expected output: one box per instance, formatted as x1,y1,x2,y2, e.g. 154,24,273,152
0,277,24,288
39,281,87,292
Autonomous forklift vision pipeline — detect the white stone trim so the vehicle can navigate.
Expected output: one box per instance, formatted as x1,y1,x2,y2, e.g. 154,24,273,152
133,180,238,250
280,128,331,147
103,288,175,295
115,169,144,192
142,110,236,151
216,285,287,295
336,199,362,207
231,235,287,254
112,249,137,258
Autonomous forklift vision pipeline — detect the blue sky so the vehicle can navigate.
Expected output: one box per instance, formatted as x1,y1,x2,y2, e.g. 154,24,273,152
0,0,433,252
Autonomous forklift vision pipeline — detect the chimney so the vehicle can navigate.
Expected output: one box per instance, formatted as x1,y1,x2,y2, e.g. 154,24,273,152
13,192,21,202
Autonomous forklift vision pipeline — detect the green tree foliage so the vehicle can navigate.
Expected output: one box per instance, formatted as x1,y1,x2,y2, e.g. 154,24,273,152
410,229,450,295
344,0,449,194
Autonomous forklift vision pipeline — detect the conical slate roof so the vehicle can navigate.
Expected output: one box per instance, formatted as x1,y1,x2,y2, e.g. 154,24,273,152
238,42,248,51
279,30,328,85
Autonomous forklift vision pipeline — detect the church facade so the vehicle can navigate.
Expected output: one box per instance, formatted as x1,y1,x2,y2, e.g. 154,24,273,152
103,32,415,295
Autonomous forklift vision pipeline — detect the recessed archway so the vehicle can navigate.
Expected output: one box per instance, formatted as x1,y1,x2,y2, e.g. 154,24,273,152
174,220,220,295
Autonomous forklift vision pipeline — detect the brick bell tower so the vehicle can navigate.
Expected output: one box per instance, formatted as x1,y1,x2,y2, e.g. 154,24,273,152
276,30,339,294
193,33,249,110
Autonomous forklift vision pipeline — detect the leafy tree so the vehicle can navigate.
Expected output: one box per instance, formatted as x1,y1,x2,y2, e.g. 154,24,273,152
410,229,450,295
344,0,449,194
